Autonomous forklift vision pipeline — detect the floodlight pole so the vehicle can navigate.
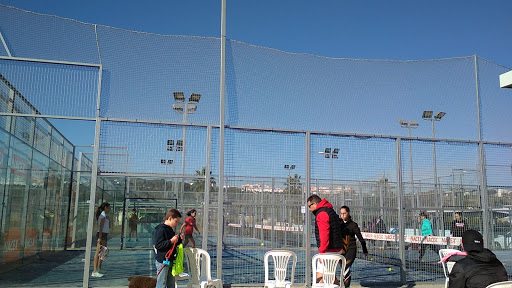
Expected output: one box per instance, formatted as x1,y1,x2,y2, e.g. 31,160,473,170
399,120,418,234
423,111,446,236
173,94,200,213
284,164,294,246
181,104,187,213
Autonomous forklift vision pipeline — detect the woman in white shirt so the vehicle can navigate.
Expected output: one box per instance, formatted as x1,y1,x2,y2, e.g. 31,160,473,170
92,202,111,277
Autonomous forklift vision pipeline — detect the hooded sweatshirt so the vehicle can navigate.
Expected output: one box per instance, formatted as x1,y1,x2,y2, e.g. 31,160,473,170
448,248,508,288
312,198,343,253
154,223,181,263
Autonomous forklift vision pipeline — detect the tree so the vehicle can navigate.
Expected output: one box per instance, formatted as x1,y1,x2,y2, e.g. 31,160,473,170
192,167,216,192
284,173,302,195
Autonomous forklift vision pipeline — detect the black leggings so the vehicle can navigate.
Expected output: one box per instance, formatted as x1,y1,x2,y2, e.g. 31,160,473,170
419,243,438,259
343,256,355,288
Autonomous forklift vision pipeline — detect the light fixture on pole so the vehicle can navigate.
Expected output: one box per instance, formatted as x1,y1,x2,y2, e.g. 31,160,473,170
422,110,446,235
160,159,173,173
318,148,339,195
173,92,201,212
398,119,419,208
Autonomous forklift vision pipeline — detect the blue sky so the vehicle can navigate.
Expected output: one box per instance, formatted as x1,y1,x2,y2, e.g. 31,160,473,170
0,1,511,182
1,0,510,67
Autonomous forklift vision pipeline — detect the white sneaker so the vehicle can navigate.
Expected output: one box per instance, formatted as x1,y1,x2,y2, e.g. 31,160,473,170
91,271,104,277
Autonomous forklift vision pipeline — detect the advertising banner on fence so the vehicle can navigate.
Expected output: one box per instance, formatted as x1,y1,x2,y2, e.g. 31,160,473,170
3,230,21,263
42,228,51,251
362,232,462,246
24,228,38,258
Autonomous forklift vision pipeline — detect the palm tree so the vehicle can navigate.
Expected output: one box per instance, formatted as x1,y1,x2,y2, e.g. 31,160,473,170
192,167,216,192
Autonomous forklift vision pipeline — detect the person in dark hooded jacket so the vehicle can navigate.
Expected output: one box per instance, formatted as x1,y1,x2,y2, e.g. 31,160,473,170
448,229,508,288
339,206,368,288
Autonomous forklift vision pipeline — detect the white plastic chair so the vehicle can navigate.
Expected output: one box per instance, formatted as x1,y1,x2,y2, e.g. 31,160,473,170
311,253,346,288
183,247,222,288
175,272,191,288
486,281,512,288
439,248,460,288
264,250,297,288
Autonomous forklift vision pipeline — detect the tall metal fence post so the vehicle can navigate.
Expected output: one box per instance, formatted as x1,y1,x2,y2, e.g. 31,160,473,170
83,60,102,288
217,0,227,278
201,126,211,250
479,142,490,246
305,131,311,287
396,137,406,284
271,177,275,248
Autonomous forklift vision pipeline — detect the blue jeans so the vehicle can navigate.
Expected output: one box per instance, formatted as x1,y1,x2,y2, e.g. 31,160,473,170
155,260,175,288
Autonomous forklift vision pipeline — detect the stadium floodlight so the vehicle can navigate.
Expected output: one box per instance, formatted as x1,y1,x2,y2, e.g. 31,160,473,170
434,111,446,120
398,119,408,127
173,104,184,112
332,148,339,159
189,93,201,102
422,110,433,119
290,165,296,169
409,120,419,128
173,92,185,102
324,148,331,154
284,164,289,169
187,104,197,112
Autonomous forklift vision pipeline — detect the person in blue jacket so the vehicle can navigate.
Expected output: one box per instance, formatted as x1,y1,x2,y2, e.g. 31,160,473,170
418,211,437,261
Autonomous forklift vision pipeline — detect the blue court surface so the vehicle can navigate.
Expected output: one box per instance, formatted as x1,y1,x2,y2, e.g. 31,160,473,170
0,235,509,287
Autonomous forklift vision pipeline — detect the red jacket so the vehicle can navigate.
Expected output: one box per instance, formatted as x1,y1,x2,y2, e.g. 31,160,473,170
313,198,343,253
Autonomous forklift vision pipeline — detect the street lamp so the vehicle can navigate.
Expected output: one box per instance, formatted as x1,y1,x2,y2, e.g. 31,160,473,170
398,120,419,209
173,92,201,212
318,148,339,195
422,110,446,235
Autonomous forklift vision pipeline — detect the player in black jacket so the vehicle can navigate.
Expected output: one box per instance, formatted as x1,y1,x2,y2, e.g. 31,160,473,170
154,209,184,288
339,206,368,288
448,230,508,288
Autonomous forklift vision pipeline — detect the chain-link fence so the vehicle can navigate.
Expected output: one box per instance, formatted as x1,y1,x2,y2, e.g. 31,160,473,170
0,4,511,287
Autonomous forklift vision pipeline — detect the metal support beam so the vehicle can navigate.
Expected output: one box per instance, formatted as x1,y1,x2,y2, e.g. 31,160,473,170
202,126,211,250
305,131,311,287
217,0,227,278
396,138,406,284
